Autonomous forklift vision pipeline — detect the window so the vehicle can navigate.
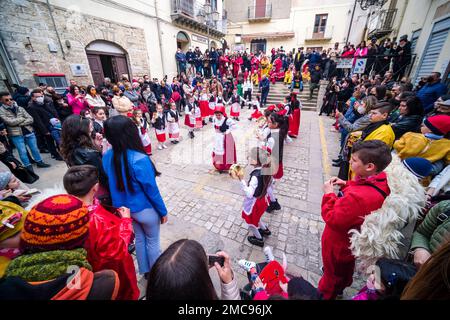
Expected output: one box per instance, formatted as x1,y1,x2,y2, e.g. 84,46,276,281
33,74,68,94
313,14,328,34
251,39,266,54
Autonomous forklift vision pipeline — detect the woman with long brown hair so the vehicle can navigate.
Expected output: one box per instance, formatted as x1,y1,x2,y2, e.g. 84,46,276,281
60,114,109,204
401,240,450,300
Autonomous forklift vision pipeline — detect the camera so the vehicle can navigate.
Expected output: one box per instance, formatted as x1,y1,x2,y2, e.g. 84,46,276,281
208,254,225,267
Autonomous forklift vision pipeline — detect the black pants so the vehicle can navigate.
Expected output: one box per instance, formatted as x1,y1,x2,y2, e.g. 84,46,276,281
244,90,252,102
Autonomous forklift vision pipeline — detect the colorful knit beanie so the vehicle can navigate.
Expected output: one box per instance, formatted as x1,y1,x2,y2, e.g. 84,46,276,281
20,195,89,253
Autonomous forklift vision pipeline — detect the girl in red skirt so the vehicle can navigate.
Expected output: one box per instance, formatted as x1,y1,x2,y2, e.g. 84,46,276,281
288,92,301,138
132,109,152,155
212,105,237,172
151,104,167,150
236,146,273,247
264,111,289,213
184,96,196,139
199,88,209,126
227,88,245,121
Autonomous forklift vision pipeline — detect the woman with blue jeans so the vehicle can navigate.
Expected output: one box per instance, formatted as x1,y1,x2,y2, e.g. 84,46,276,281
103,115,168,277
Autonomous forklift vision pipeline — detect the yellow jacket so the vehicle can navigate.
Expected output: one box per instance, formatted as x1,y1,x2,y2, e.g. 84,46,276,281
251,73,259,86
393,132,450,164
364,124,395,148
284,71,292,84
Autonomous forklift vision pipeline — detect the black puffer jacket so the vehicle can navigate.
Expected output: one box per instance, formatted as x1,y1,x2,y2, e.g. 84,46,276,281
391,114,423,140
71,147,109,192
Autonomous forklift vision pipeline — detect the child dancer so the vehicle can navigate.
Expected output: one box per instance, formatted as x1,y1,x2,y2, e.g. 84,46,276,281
212,105,237,172
167,100,180,144
132,109,152,155
208,91,217,123
199,88,209,126
227,88,245,121
194,98,203,130
152,104,167,150
92,107,106,135
264,110,288,213
243,77,253,108
235,146,273,247
248,96,263,121
184,95,196,139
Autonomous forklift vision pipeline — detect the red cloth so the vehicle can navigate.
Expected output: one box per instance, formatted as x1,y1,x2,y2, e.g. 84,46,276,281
318,172,390,300
274,58,282,73
212,133,236,171
242,196,269,227
288,108,301,137
171,91,181,102
184,115,194,128
273,162,283,180
84,205,139,300
199,100,209,118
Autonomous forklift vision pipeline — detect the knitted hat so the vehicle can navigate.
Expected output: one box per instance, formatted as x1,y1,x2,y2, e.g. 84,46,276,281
0,172,12,190
377,258,417,291
214,105,227,117
402,157,433,179
20,195,89,253
423,115,450,136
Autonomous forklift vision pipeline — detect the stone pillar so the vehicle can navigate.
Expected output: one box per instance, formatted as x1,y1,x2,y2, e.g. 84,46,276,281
316,80,329,112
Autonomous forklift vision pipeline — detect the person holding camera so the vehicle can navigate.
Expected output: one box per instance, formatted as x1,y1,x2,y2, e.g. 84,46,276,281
146,239,240,300
67,85,89,115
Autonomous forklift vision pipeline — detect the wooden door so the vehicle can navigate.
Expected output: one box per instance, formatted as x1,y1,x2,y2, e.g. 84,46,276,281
87,54,104,87
112,55,130,82
255,0,266,18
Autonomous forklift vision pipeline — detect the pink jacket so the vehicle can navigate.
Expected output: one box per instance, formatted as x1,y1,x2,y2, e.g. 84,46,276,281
354,47,368,57
67,93,89,115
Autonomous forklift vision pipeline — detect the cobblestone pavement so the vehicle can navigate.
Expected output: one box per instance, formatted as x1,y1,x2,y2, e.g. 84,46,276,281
22,107,363,299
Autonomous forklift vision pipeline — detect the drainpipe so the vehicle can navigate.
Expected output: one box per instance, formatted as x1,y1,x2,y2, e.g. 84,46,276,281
0,35,20,85
46,0,66,60
154,0,166,76
345,0,357,45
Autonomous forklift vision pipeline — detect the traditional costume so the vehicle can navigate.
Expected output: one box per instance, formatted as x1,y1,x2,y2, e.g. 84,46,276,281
212,106,237,171
199,92,209,120
288,95,301,138
153,112,167,143
136,118,152,155
227,93,245,119
166,109,180,142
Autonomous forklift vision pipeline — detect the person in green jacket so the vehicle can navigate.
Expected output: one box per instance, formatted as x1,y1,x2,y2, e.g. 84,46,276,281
410,200,450,268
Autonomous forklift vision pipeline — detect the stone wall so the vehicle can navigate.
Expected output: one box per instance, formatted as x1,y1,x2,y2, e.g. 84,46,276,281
0,0,150,88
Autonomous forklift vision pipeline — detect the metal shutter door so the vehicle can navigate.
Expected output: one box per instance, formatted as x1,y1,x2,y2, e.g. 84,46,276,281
415,18,450,83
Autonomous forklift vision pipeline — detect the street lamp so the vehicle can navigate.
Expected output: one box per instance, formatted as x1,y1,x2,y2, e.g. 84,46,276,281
197,1,220,49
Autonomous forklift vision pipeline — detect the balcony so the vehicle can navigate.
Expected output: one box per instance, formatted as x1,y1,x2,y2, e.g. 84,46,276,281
304,26,334,42
368,9,397,39
171,0,225,38
248,4,272,22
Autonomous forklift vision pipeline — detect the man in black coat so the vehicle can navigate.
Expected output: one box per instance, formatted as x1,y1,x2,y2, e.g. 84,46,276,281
27,89,63,160
294,47,305,73
394,35,412,81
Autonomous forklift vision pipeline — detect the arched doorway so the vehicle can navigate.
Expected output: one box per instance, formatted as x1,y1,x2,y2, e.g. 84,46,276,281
177,31,190,52
85,40,130,86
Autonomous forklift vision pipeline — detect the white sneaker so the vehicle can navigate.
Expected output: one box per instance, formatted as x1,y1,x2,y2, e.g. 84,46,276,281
157,145,163,150
263,246,274,262
162,144,168,149
238,259,256,272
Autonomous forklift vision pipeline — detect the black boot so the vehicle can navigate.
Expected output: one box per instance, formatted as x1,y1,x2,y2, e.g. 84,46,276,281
247,236,264,247
259,228,272,236
267,199,281,213
332,156,342,163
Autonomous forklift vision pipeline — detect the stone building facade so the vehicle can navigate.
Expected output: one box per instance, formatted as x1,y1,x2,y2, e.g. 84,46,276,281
0,0,151,91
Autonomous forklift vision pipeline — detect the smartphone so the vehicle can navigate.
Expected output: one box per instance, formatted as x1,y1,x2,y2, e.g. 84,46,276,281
208,254,225,267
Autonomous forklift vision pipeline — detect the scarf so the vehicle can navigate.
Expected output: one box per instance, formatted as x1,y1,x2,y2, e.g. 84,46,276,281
424,132,443,140
361,120,389,141
6,248,91,282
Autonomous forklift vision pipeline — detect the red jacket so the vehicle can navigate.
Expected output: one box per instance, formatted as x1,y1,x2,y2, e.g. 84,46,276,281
84,205,140,300
321,172,390,252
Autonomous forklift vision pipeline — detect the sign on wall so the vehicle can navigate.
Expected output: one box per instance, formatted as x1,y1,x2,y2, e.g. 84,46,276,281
336,58,353,69
70,64,88,77
353,59,367,74
192,34,208,45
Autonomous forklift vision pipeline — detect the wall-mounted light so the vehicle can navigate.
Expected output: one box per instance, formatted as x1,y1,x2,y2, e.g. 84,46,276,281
24,37,34,51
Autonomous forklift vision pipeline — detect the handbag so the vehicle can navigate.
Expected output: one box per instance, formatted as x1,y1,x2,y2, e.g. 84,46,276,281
9,158,39,184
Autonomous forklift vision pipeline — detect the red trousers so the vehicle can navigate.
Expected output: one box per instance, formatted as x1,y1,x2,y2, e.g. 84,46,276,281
318,228,355,300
